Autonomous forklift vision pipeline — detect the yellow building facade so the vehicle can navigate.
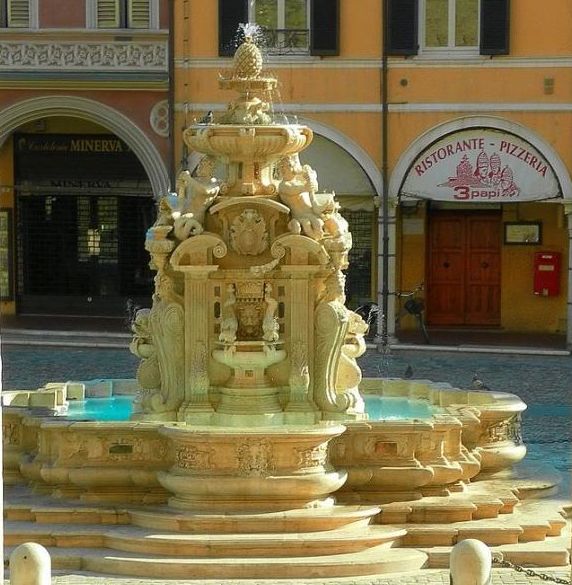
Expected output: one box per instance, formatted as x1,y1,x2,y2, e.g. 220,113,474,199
174,0,572,348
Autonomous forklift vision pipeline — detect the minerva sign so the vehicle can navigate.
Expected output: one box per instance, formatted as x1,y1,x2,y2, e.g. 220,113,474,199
401,129,561,202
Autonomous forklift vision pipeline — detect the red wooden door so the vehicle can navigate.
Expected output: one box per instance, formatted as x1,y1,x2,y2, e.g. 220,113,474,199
427,212,501,326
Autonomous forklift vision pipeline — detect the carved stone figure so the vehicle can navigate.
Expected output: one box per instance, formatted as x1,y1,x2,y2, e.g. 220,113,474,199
171,156,220,240
277,155,325,240
129,301,185,419
313,272,366,419
219,284,239,344
262,283,280,342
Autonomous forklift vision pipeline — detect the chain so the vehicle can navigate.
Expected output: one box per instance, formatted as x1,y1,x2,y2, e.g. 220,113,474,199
493,556,571,584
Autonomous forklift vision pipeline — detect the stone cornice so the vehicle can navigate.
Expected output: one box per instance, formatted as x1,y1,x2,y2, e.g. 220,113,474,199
0,39,167,71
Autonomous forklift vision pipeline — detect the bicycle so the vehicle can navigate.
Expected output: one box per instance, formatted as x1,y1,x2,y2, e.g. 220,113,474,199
395,283,430,344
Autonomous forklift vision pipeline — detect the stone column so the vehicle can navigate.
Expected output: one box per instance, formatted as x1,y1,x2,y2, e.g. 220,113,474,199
178,266,219,423
565,204,572,351
377,195,398,345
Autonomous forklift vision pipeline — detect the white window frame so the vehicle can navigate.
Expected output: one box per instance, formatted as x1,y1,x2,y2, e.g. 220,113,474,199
1,0,38,29
86,0,159,30
247,0,311,55
418,0,480,59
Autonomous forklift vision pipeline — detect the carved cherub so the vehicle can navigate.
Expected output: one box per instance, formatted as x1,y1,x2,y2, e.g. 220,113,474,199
171,156,220,240
277,155,325,240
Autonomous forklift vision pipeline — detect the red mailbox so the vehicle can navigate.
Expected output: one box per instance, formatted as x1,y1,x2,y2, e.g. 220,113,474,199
533,252,561,296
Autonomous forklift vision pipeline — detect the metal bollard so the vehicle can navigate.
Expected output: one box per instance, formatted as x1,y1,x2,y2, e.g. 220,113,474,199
9,542,51,585
450,539,492,585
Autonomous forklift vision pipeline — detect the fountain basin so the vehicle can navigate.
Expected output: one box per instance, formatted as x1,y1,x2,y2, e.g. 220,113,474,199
3,376,526,507
158,423,347,512
331,377,526,503
185,125,312,162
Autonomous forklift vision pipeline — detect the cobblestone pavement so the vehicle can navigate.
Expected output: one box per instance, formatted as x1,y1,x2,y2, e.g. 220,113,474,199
2,568,569,585
2,345,571,584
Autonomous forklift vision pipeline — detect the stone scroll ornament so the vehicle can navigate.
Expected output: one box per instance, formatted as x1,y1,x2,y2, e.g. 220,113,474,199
129,301,185,418
313,272,367,418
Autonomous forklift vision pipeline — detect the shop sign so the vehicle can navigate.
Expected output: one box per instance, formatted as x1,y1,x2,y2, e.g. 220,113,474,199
401,129,561,202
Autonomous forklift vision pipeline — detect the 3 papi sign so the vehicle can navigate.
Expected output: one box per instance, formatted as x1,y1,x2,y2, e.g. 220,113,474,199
401,129,561,202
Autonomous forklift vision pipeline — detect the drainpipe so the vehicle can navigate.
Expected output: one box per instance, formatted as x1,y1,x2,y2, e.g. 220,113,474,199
377,0,390,349
168,0,176,191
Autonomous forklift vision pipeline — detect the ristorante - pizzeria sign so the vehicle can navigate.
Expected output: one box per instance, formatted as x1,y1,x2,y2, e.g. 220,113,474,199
401,129,561,202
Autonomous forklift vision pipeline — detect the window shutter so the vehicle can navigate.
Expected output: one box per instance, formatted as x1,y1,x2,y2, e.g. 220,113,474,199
480,0,510,55
310,0,339,56
385,0,418,56
7,0,30,28
128,0,150,29
219,0,248,57
97,0,120,29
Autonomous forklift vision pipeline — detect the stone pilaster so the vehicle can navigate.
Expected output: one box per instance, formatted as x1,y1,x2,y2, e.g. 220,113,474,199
178,266,218,423
282,267,320,424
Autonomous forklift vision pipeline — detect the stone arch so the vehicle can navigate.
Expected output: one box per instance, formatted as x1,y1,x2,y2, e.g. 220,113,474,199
0,96,169,198
390,115,572,200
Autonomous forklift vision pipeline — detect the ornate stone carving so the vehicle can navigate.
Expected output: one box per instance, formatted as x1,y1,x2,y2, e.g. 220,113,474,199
486,414,523,445
176,445,214,470
0,42,167,70
129,300,185,418
150,99,169,137
236,438,273,476
262,283,280,342
230,208,269,255
296,443,328,469
172,157,221,240
219,284,239,343
313,272,366,419
288,341,310,404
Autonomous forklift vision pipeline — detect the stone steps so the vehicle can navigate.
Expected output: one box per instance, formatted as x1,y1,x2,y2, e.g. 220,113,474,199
3,545,429,580
5,520,407,558
129,504,381,533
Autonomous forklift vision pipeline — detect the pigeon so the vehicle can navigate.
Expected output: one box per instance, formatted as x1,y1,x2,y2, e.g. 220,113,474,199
471,372,491,391
404,365,413,379
199,110,214,125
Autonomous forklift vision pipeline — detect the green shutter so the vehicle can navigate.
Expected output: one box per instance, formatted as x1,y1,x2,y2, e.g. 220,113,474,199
7,0,30,28
128,0,150,29
97,0,120,28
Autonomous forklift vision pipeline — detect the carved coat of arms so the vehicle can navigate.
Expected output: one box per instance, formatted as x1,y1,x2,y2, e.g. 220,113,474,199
230,208,268,255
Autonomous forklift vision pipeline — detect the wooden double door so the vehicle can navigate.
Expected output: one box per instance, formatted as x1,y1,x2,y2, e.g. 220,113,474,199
426,211,501,326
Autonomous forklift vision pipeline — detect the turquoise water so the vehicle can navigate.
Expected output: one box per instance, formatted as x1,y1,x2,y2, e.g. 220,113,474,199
364,395,435,421
64,394,433,422
66,396,134,421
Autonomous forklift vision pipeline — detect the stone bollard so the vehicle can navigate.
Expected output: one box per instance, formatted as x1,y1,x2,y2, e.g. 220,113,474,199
450,539,492,585
9,542,51,585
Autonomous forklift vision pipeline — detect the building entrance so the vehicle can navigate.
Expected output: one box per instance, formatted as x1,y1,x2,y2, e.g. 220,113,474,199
17,193,154,316
14,132,155,317
426,210,501,326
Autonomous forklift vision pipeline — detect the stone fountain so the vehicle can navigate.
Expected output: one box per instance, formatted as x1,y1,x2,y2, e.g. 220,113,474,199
3,36,568,581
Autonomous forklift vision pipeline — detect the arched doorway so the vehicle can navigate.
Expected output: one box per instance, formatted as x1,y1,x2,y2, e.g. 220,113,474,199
3,114,165,317
390,117,572,344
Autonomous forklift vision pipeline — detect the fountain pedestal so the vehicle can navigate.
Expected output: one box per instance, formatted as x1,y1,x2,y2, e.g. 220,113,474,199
157,424,347,512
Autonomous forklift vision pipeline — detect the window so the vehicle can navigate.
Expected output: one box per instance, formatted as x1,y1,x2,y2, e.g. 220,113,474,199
249,0,310,53
218,0,339,57
0,0,30,28
385,0,509,57
423,0,478,50
95,0,150,29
